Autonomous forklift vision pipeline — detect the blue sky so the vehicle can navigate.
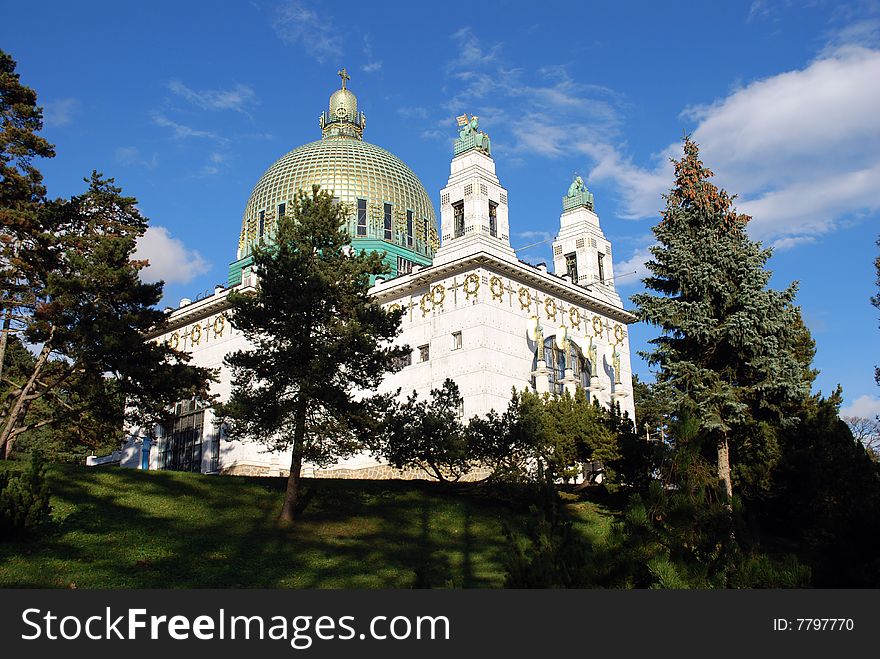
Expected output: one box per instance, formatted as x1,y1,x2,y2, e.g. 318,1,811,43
3,0,879,417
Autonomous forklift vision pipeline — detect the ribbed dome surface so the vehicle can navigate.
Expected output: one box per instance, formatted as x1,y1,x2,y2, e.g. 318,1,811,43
238,137,438,259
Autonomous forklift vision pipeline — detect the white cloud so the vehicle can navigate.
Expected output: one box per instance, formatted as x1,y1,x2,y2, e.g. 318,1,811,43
587,45,880,246
272,0,343,63
152,113,220,140
134,226,210,285
440,32,625,162
199,151,229,177
613,245,654,288
361,34,382,73
840,394,880,419
115,146,159,169
43,97,79,127
168,80,258,115
448,27,501,72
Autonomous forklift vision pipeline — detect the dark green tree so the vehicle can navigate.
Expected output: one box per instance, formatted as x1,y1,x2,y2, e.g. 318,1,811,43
217,185,407,524
873,235,880,387
632,137,813,499
0,173,213,457
374,379,472,482
0,48,55,385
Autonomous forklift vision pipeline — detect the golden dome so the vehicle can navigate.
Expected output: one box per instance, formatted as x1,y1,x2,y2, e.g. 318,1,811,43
236,72,438,263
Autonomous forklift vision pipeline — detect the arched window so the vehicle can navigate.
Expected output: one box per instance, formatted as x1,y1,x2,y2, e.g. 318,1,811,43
532,337,594,395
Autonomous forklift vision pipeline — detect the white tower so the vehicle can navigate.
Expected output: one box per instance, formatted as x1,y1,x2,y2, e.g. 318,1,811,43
551,177,623,308
432,114,517,266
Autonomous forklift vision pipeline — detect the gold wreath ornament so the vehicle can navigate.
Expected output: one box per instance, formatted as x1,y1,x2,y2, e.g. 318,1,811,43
431,284,446,307
419,293,432,316
518,287,532,310
213,315,225,338
463,274,480,299
569,307,581,329
489,276,504,301
592,315,604,336
613,324,625,344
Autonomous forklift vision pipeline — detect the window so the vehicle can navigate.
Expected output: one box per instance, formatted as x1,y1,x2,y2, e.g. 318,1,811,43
278,202,286,218
451,331,462,350
357,198,367,236
158,401,207,473
397,256,413,275
258,210,265,237
457,400,465,419
423,219,430,245
597,252,605,283
384,203,393,240
453,201,464,238
419,344,430,362
488,201,498,237
565,253,578,284
406,210,414,248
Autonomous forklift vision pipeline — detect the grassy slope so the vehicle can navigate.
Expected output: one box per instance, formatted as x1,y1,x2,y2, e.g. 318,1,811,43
0,464,617,588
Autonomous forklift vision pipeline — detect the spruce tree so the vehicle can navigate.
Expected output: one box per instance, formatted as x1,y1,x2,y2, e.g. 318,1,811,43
632,137,813,499
217,185,407,524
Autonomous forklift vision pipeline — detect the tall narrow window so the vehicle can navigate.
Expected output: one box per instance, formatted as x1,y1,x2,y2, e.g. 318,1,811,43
488,201,498,237
419,344,430,363
565,253,578,284
278,203,286,218
357,198,367,236
406,210,414,248
453,201,464,238
258,210,265,238
384,203,393,240
597,252,605,283
451,331,462,351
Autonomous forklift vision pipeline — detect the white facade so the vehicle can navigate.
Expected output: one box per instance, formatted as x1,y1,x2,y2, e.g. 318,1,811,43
103,121,636,479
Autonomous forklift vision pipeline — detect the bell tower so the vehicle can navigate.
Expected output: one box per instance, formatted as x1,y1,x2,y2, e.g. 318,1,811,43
432,114,517,266
551,177,622,307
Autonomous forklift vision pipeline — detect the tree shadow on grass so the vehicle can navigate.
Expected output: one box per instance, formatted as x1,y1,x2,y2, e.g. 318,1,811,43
0,466,526,589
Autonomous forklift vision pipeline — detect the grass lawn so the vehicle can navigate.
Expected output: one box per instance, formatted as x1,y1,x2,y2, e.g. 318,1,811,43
0,463,618,588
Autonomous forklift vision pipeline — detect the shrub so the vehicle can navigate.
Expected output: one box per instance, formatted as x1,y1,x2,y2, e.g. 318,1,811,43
0,454,52,539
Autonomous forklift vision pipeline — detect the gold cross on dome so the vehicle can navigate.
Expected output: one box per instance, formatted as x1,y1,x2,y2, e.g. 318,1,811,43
338,68,350,90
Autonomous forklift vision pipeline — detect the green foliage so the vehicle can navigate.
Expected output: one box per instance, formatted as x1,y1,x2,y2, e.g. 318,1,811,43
758,390,880,586
873,235,880,387
632,137,814,498
503,487,594,588
0,453,51,538
217,185,406,521
1,174,214,457
374,379,472,482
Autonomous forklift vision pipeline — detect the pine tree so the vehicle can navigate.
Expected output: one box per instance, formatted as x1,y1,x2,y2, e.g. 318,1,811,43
0,48,55,385
217,185,407,524
0,173,213,457
632,137,813,499
872,235,880,387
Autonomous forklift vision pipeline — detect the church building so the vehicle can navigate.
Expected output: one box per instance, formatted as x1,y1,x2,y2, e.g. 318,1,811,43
92,72,636,478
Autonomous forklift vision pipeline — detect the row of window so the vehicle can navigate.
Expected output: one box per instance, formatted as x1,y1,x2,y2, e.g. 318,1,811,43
452,201,498,238
392,331,463,370
356,199,426,248
256,200,428,249
565,251,606,284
